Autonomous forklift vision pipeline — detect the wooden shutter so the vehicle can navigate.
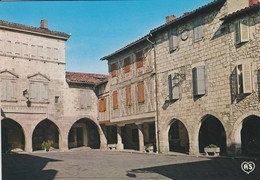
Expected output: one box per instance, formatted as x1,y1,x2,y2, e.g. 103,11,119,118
193,66,206,96
30,82,37,101
236,64,243,94
137,82,145,103
242,63,252,94
10,80,16,100
99,98,106,112
126,86,131,106
240,18,249,43
169,28,178,51
80,90,90,109
110,63,117,77
113,91,118,109
168,74,173,100
172,76,180,100
194,17,203,42
136,51,143,68
1,79,7,101
234,21,241,44
43,83,49,101
124,57,131,73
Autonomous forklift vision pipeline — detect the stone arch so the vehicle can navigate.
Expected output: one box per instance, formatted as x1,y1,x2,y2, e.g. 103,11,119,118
68,117,101,149
1,118,25,153
32,119,61,151
233,111,260,156
167,119,189,154
198,114,227,154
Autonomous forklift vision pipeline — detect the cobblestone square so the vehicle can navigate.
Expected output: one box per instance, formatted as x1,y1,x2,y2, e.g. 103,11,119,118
3,150,260,179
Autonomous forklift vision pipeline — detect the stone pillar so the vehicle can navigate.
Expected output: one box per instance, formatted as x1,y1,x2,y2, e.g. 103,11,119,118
24,130,33,152
137,123,145,152
117,125,124,150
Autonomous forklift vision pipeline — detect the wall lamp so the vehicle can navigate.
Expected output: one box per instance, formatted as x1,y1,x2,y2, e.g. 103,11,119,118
23,89,31,107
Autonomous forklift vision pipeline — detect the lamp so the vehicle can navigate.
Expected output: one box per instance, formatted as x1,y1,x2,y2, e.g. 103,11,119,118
23,89,31,107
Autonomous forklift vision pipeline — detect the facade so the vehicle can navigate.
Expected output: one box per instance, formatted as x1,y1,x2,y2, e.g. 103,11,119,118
100,0,260,156
0,20,107,152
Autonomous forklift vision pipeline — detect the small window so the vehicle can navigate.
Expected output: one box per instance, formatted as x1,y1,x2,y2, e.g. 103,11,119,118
99,98,106,112
236,63,252,94
1,79,17,102
169,28,178,52
30,81,49,102
193,17,204,42
110,63,118,77
192,66,206,96
168,74,179,100
136,51,144,68
124,57,131,73
113,91,118,109
137,82,145,103
55,96,60,103
234,18,249,45
80,90,91,109
125,86,131,106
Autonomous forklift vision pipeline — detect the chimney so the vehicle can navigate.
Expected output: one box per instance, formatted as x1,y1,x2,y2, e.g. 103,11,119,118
40,19,48,29
166,15,176,23
249,0,258,6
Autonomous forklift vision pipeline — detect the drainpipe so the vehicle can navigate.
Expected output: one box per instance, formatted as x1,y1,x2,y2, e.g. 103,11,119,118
146,34,160,153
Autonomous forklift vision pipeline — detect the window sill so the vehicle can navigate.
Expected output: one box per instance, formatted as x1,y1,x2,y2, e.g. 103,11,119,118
1,100,18,103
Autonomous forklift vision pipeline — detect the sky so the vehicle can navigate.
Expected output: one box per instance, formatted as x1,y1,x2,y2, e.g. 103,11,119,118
0,0,212,74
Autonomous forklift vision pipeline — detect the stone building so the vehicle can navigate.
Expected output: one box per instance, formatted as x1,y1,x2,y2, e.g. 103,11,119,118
100,0,260,156
0,20,107,152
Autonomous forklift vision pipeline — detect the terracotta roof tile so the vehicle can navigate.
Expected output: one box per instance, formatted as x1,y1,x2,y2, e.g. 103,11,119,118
66,72,109,85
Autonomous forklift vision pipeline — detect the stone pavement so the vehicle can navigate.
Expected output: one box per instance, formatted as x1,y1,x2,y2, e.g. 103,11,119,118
2,150,260,180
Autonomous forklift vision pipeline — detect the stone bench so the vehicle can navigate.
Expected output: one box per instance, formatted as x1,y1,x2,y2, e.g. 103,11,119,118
107,144,117,150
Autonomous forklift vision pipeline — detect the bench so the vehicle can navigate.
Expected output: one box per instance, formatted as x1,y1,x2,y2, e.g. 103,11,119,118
107,144,117,150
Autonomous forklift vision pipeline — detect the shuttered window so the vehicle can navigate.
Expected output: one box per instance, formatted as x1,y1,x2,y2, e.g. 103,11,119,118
168,74,179,100
234,18,249,44
169,28,178,52
136,51,143,68
110,63,118,77
137,82,145,103
1,79,17,101
113,91,118,109
193,17,204,42
126,86,131,106
237,63,252,94
80,90,91,109
124,57,131,73
29,81,49,102
99,98,106,112
192,66,206,96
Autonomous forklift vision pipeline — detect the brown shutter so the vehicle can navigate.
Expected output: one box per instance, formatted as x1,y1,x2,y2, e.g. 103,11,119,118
124,57,131,73
99,98,106,112
113,91,118,109
110,63,118,77
126,86,131,106
137,82,145,103
136,51,143,68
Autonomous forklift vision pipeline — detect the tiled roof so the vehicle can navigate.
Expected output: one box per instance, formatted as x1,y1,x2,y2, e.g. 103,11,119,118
0,20,70,40
100,0,226,61
66,72,109,85
220,2,260,21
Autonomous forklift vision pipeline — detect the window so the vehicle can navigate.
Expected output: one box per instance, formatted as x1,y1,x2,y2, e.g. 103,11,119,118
169,28,178,52
14,42,21,55
30,81,49,102
55,96,60,103
80,90,91,109
193,17,204,42
236,63,252,94
192,66,206,96
125,86,131,106
110,63,118,77
168,74,179,100
135,51,143,68
124,57,131,73
1,79,16,101
113,91,118,109
234,18,249,45
137,82,145,103
99,98,106,112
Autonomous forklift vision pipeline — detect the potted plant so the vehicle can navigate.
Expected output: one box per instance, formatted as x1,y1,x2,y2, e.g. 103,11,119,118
41,140,53,152
204,144,220,156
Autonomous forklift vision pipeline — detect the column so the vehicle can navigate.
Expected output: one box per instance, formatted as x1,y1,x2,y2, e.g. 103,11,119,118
137,123,144,152
117,125,124,150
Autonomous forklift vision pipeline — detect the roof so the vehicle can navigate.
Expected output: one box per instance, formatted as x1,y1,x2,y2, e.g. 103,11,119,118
100,0,226,61
66,72,109,85
220,2,260,21
0,20,70,40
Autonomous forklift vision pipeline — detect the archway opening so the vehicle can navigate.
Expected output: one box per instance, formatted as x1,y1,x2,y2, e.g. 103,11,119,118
241,115,260,157
168,120,189,154
199,115,226,154
2,118,25,153
68,118,100,149
32,119,60,151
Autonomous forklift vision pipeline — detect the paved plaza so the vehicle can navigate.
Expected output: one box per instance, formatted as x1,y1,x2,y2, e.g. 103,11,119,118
2,150,260,180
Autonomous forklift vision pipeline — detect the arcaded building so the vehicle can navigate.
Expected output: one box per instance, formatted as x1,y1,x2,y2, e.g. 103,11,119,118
0,20,107,152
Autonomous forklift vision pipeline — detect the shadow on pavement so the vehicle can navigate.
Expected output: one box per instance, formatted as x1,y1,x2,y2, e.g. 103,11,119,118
2,153,61,180
127,157,260,179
